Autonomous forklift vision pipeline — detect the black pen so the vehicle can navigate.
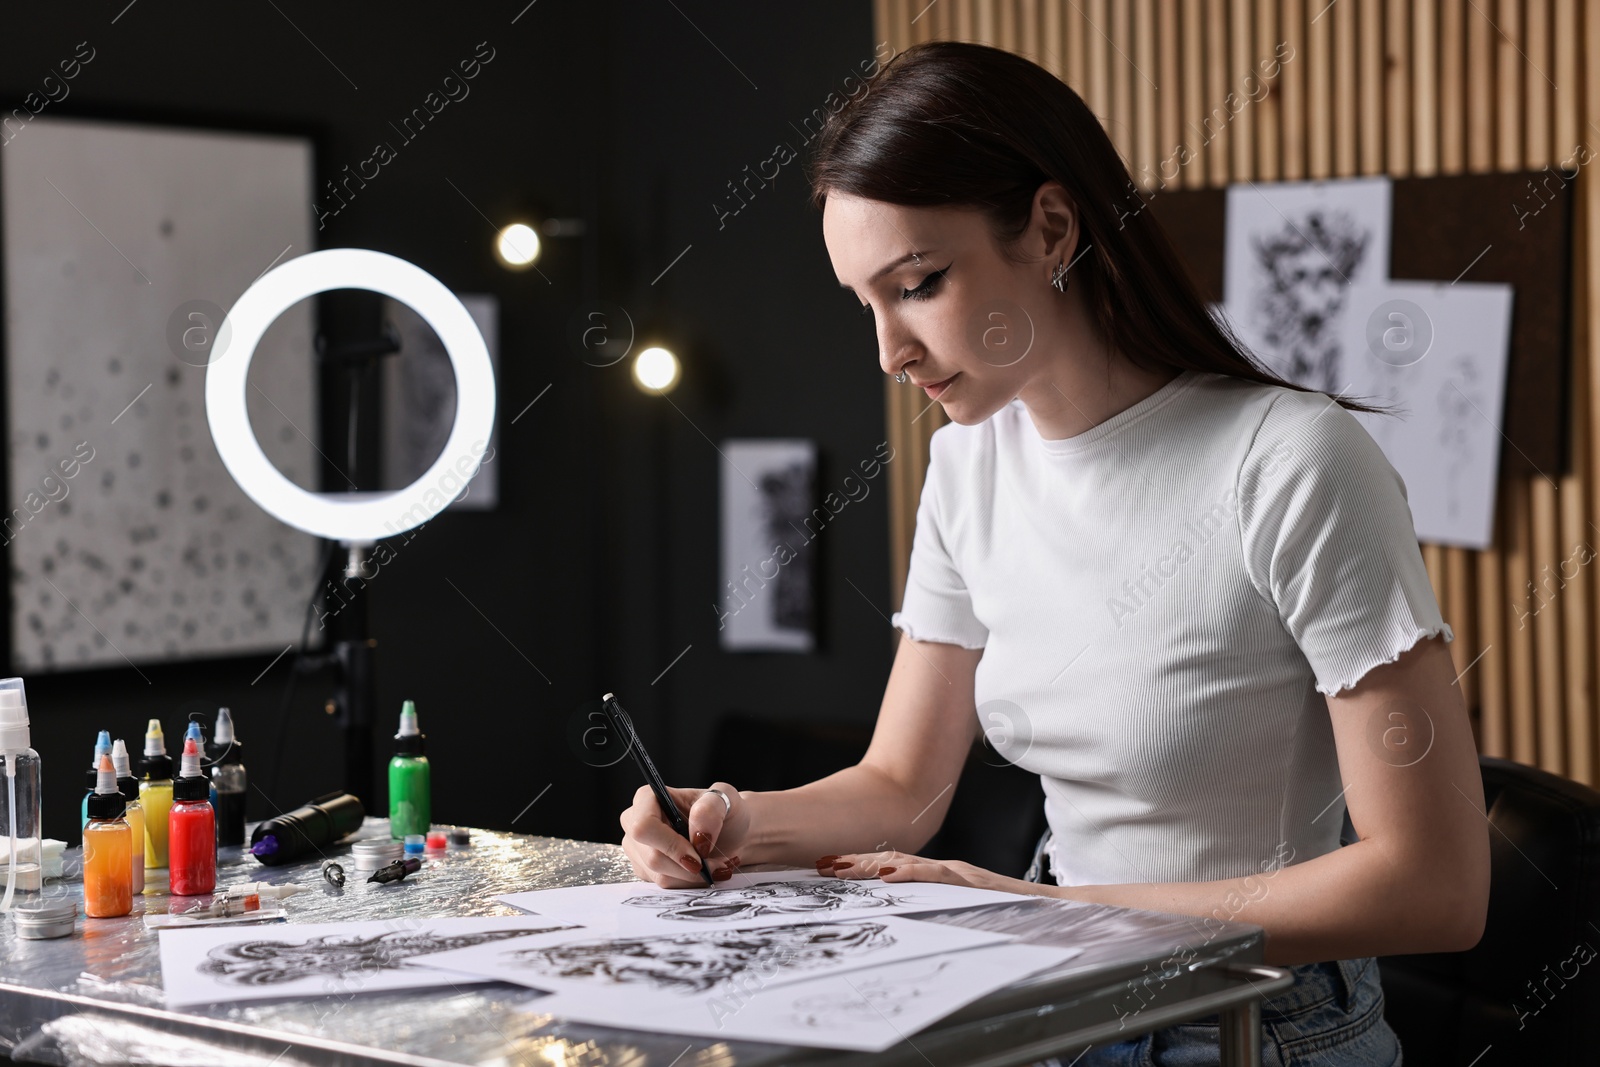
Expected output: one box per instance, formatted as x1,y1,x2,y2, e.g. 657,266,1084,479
600,692,715,887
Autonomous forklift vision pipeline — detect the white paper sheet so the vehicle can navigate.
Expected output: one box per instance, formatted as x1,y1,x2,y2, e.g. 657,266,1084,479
496,868,1041,933
411,914,1016,1003
158,915,577,1007
528,941,1084,1052
1223,176,1393,396
1336,279,1514,548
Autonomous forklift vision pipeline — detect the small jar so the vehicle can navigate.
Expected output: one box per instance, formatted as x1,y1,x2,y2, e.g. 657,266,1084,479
12,900,77,940
403,834,425,856
351,840,404,871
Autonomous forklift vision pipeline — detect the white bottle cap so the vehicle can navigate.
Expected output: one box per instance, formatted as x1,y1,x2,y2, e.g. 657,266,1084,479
111,739,132,778
178,738,202,779
94,754,118,795
144,719,166,758
0,678,29,753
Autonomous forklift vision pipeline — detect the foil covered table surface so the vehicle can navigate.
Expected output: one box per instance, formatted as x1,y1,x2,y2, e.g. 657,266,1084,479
0,819,1264,1066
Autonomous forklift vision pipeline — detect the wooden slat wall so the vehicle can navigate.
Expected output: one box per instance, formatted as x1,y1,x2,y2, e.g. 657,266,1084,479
874,0,1599,786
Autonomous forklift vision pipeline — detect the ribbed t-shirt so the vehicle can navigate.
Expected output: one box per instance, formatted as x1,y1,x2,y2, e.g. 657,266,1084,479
890,368,1454,887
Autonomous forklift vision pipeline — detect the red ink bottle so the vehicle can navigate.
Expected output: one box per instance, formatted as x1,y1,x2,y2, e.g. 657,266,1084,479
167,738,216,896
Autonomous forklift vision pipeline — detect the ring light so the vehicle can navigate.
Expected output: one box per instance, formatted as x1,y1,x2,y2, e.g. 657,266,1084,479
205,248,496,543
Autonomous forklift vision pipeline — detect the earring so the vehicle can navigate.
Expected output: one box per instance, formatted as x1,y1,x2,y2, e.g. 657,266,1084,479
894,371,908,384
1050,259,1070,293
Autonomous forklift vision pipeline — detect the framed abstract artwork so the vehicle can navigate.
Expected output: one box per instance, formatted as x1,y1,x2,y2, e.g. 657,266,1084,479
1,115,321,670
717,439,816,653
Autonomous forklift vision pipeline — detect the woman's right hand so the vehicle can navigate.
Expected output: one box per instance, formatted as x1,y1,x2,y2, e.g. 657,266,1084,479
619,780,750,887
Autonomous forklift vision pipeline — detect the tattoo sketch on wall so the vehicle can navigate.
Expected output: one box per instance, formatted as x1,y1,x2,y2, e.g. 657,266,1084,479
1249,207,1373,396
621,878,922,923
503,921,896,994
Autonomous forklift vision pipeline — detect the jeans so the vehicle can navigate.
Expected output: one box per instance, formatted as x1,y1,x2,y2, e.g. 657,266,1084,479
1035,956,1402,1066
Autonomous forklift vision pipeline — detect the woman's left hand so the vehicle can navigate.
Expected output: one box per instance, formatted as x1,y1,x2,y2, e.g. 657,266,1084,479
814,850,1056,897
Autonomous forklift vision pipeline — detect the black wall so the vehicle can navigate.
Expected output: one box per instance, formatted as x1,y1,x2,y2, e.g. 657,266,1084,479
0,2,897,850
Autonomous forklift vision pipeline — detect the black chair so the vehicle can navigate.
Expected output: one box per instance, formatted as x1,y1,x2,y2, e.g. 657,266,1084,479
706,712,1046,876
1379,755,1600,1065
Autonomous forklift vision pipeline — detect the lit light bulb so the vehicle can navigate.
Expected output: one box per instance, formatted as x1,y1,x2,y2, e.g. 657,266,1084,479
632,346,681,394
495,223,541,268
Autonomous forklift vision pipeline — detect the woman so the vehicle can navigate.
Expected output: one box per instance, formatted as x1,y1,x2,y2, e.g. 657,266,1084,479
620,41,1488,1065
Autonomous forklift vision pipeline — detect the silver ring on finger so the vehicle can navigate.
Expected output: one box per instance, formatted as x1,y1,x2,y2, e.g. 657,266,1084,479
703,788,731,816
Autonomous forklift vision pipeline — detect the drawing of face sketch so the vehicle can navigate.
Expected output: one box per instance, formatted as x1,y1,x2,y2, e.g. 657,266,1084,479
199,927,557,986
505,920,895,994
622,878,921,922
1250,208,1371,394
788,957,951,1027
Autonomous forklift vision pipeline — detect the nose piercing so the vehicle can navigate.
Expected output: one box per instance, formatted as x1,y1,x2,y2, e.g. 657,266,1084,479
894,371,908,384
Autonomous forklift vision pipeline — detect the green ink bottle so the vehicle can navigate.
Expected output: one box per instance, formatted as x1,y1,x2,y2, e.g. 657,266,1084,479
388,700,431,840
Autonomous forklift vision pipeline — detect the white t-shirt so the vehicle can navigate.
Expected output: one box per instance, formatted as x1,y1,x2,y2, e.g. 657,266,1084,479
890,368,1454,887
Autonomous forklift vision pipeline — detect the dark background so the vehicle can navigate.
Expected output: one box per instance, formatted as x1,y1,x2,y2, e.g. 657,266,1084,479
0,2,918,851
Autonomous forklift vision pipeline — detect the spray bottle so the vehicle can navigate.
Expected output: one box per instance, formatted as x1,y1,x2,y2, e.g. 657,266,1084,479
83,753,132,917
0,677,41,912
139,719,173,868
81,730,111,829
110,739,145,896
207,707,247,847
388,700,431,839
168,737,216,895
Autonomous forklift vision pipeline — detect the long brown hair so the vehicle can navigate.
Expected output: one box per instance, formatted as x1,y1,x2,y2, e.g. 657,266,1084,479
806,40,1391,417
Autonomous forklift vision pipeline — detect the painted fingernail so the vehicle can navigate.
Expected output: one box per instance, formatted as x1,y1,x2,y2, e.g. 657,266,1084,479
692,831,712,858
832,860,854,870
713,865,734,881
877,865,897,876
680,854,701,873
815,855,839,868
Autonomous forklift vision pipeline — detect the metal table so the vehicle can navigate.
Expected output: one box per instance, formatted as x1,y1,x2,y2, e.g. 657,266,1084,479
0,819,1292,1066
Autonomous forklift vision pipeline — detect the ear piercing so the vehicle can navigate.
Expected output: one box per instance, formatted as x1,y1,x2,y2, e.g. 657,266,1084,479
1051,259,1070,292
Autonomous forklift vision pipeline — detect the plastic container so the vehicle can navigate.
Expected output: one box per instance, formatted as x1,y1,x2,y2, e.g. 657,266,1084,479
81,731,110,830
207,708,247,847
403,834,425,856
388,700,431,839
110,741,145,897
84,754,133,918
168,739,216,896
139,720,173,869
0,677,43,911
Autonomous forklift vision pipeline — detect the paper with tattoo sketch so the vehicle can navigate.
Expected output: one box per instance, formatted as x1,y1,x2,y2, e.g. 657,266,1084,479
495,868,1041,933
409,913,1016,1004
523,941,1084,1052
158,915,577,1007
